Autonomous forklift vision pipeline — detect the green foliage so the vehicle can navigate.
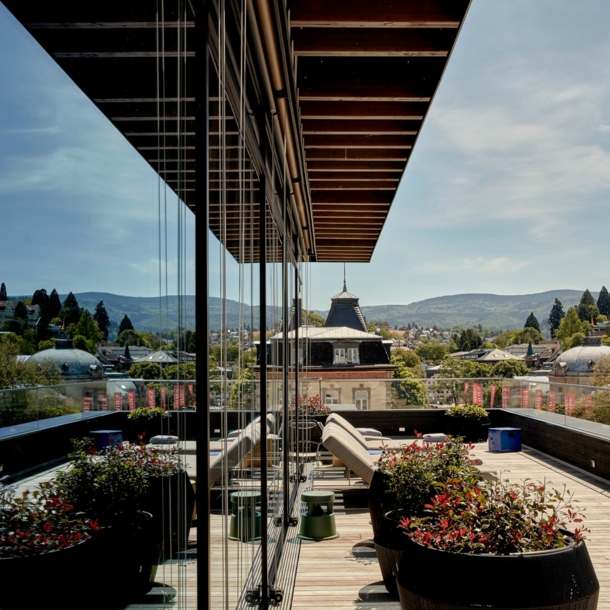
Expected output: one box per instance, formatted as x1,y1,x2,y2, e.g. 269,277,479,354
400,478,587,553
73,310,103,345
119,314,134,334
93,300,111,341
128,406,169,421
548,298,565,337
445,403,488,422
378,436,481,518
415,344,449,362
577,289,595,321
491,359,530,378
210,342,239,363
555,307,583,347
37,339,56,351
0,283,6,301
597,286,610,317
128,361,165,380
55,439,148,527
59,292,82,327
13,301,28,320
0,336,61,389
71,334,94,353
48,289,62,320
592,355,610,387
456,328,482,351
493,327,543,347
116,329,148,347
303,310,325,327
524,311,540,332
438,357,492,379
164,362,196,380
392,348,421,368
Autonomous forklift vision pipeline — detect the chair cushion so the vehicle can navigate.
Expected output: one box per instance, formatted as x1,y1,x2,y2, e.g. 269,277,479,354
150,435,179,444
357,427,382,437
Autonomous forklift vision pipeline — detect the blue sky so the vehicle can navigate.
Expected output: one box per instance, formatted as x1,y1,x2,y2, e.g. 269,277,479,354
1,1,609,311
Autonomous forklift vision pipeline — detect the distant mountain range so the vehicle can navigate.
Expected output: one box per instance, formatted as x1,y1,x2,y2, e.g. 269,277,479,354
61,289,596,333
354,290,597,331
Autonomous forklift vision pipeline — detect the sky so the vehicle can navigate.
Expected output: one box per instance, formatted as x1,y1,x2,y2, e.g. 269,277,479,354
0,1,609,311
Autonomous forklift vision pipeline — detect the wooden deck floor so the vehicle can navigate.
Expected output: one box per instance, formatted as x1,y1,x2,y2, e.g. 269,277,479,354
292,443,610,610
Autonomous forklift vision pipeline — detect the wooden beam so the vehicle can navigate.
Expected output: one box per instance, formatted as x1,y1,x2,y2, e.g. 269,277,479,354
306,148,409,161
312,190,393,204
309,171,400,180
304,134,414,148
302,120,421,134
293,28,456,56
290,0,469,28
307,160,404,171
300,100,428,119
309,180,398,189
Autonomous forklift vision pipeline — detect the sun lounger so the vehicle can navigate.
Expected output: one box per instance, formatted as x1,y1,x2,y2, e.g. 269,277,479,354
326,413,407,450
210,414,276,486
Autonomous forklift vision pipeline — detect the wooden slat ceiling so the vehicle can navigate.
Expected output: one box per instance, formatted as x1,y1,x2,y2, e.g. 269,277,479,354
1,0,471,264
290,0,471,262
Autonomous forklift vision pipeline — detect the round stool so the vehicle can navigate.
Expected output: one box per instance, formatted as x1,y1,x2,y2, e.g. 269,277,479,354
229,491,261,542
298,490,339,541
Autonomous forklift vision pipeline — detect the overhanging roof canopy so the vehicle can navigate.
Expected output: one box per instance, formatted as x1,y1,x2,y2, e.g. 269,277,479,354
1,0,471,263
290,0,471,262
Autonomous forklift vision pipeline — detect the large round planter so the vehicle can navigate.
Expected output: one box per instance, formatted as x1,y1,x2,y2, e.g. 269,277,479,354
142,470,196,559
96,511,163,602
367,470,395,537
0,536,103,609
372,510,415,598
444,416,490,442
396,534,599,610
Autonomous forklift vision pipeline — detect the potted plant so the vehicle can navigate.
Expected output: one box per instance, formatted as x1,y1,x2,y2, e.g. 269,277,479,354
127,406,170,443
0,482,101,609
444,404,490,442
112,441,196,559
396,478,599,609
54,439,162,599
370,435,481,596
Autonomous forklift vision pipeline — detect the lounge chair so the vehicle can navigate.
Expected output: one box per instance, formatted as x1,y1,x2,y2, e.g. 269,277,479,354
326,413,407,450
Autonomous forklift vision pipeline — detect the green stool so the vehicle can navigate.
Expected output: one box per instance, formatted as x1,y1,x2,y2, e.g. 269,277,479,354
298,490,339,541
229,491,261,542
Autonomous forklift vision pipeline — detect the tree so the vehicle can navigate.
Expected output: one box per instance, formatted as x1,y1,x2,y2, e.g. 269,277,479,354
576,289,595,321
0,335,60,389
59,292,82,327
457,328,482,351
117,329,147,347
523,312,540,332
597,286,610,317
392,348,421,369
48,289,62,319
592,355,610,387
548,298,565,338
555,307,583,348
93,301,111,341
118,314,134,334
128,361,165,380
415,344,449,362
0,282,6,301
37,339,56,351
165,362,197,380
491,360,530,378
438,357,492,379
303,310,325,327
73,310,103,345
13,301,28,320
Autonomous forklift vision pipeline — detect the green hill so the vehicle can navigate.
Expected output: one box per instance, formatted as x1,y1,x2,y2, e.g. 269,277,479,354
67,289,596,333
355,290,595,330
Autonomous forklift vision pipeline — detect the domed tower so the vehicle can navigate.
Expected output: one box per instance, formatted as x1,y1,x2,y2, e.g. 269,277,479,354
324,281,368,332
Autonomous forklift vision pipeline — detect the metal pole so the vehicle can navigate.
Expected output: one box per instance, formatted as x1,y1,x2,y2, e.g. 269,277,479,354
195,6,210,610
258,112,269,610
294,266,300,475
282,182,289,531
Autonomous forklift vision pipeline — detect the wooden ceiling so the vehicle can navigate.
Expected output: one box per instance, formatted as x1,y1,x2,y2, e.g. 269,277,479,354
290,0,471,262
1,0,471,264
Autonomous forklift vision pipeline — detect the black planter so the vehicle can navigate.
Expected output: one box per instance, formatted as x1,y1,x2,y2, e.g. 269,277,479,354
367,470,395,538
396,535,599,610
97,511,163,602
445,416,490,442
372,510,416,598
142,470,196,559
0,536,103,609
